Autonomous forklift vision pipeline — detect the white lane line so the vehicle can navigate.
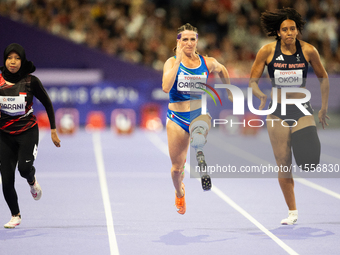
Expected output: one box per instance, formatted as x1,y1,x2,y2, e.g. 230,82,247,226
211,185,298,255
209,133,340,200
318,133,340,148
147,133,299,255
209,133,272,166
258,129,339,165
92,131,120,255
320,153,339,165
294,178,340,200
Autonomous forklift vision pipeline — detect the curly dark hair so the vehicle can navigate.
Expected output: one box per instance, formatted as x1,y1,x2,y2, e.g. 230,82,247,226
260,8,306,40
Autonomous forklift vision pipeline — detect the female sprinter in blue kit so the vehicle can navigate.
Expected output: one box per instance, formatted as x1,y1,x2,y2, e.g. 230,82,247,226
162,23,231,214
249,8,329,225
0,43,61,228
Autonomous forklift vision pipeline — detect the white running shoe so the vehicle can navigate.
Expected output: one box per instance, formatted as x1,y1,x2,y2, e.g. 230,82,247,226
30,177,42,200
281,210,298,225
4,215,21,228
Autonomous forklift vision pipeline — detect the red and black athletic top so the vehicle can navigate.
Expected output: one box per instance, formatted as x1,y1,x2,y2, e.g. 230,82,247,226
0,74,56,135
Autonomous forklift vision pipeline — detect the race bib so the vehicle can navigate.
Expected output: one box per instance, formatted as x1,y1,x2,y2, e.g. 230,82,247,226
177,75,207,94
274,69,303,88
0,96,26,116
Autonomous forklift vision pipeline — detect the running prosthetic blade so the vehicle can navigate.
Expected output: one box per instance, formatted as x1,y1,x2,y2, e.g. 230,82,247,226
197,151,212,191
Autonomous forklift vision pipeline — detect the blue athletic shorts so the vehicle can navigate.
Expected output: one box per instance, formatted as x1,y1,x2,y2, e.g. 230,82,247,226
167,108,203,133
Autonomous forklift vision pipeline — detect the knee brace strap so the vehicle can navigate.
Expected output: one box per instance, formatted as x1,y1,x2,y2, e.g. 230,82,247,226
190,120,209,151
291,126,320,171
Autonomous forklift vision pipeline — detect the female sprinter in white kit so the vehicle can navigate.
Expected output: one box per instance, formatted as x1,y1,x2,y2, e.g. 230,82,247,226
162,23,231,214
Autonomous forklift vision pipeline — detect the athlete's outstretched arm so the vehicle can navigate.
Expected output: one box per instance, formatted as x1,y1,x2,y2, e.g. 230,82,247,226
249,45,270,110
307,45,330,129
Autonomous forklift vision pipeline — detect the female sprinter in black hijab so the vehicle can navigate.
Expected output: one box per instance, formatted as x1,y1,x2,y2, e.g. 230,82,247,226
0,43,61,228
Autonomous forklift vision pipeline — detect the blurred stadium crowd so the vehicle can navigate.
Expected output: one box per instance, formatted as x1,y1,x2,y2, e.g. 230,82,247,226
1,0,339,77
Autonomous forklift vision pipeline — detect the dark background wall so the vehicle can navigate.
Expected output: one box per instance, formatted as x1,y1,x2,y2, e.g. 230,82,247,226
0,16,162,82
0,16,166,127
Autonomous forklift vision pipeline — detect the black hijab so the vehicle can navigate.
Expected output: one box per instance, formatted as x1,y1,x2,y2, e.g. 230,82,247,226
0,43,36,83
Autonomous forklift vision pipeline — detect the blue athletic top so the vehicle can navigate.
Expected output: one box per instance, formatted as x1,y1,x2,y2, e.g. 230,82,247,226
267,39,308,88
169,55,210,103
